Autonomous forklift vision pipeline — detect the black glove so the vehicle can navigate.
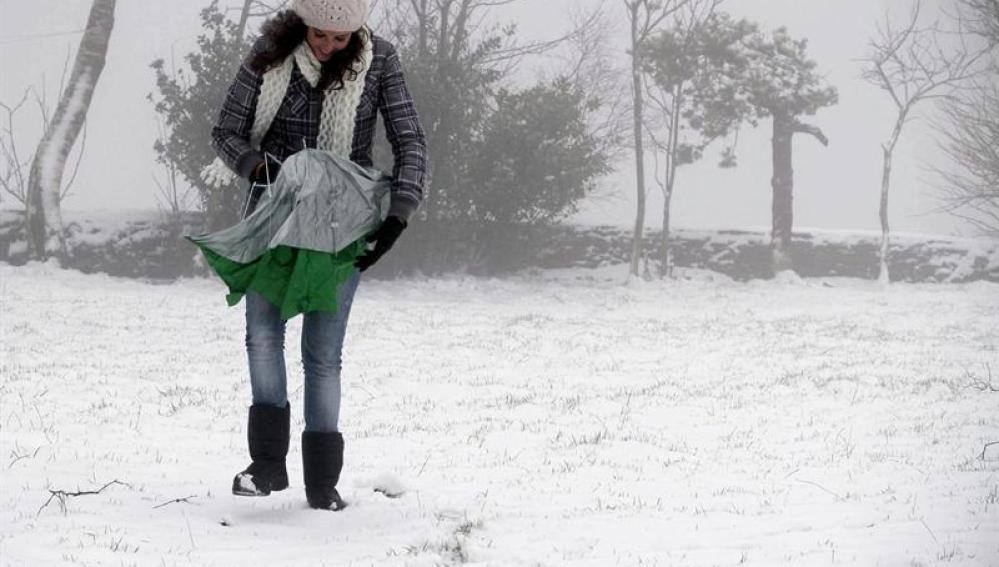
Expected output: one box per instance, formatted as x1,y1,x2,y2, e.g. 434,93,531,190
249,156,281,185
354,216,407,272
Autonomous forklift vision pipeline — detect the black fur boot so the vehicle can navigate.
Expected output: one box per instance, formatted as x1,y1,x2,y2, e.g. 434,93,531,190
302,431,346,510
232,402,290,496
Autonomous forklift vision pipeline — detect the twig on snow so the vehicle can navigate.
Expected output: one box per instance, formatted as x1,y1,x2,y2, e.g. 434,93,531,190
981,441,999,460
968,363,998,392
796,479,844,501
153,495,198,509
184,510,197,549
920,518,940,546
8,444,41,469
969,364,998,461
416,453,432,477
36,479,131,517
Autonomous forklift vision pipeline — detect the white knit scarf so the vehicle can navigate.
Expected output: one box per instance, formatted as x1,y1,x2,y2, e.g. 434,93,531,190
201,30,374,188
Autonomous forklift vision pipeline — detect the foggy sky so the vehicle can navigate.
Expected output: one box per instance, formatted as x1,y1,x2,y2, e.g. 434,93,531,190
0,0,979,237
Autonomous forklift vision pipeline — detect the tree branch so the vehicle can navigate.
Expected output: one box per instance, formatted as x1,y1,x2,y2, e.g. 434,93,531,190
792,120,828,146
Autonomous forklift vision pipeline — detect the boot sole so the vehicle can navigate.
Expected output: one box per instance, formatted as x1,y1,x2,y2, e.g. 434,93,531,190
232,473,289,496
232,484,289,497
307,499,348,511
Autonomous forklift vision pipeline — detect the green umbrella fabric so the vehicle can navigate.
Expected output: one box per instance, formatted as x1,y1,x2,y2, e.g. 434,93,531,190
186,150,392,321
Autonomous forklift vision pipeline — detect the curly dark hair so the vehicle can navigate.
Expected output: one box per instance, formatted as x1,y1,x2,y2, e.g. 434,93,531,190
248,10,367,91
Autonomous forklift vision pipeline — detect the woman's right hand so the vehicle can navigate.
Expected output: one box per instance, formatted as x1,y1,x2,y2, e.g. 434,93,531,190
249,156,282,185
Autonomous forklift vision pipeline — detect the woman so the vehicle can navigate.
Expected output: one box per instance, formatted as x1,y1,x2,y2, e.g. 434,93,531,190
209,0,427,510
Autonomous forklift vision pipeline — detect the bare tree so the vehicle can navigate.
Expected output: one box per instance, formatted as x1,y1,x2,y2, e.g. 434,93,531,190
0,91,34,208
640,1,760,278
151,119,196,216
562,1,630,168
935,82,999,236
25,0,116,261
862,0,985,284
233,0,291,42
623,0,690,278
929,0,999,236
956,0,999,44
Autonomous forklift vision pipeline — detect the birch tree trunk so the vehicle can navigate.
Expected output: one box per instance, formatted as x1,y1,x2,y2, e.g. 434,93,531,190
25,0,116,260
658,84,682,279
878,146,892,285
628,7,648,278
659,177,674,278
878,112,905,285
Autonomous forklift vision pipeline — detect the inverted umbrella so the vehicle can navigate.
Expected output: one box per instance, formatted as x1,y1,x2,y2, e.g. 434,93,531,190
186,149,392,320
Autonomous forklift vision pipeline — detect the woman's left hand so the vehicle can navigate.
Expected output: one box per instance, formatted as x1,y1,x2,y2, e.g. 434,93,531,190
354,216,407,272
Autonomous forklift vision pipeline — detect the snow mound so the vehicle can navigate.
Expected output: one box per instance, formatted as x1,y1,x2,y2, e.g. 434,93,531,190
773,269,804,285
370,472,407,498
671,266,735,283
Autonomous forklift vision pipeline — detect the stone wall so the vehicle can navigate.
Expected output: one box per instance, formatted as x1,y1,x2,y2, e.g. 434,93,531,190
1,210,995,282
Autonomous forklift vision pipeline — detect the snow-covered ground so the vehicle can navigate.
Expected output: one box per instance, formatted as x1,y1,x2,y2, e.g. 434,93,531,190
1,261,997,566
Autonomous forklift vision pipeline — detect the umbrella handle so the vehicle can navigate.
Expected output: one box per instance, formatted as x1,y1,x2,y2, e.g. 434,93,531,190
261,151,283,241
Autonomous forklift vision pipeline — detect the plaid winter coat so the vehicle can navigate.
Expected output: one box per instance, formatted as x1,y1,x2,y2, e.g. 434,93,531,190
211,32,428,221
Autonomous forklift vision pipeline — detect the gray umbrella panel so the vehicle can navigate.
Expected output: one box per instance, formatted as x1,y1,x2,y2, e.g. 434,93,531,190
187,149,392,264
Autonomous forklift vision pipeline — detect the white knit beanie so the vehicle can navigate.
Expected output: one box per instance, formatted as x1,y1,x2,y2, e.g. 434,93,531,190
293,0,370,32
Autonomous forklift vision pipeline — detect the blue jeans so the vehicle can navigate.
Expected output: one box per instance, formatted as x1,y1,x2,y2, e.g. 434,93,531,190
244,269,362,432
